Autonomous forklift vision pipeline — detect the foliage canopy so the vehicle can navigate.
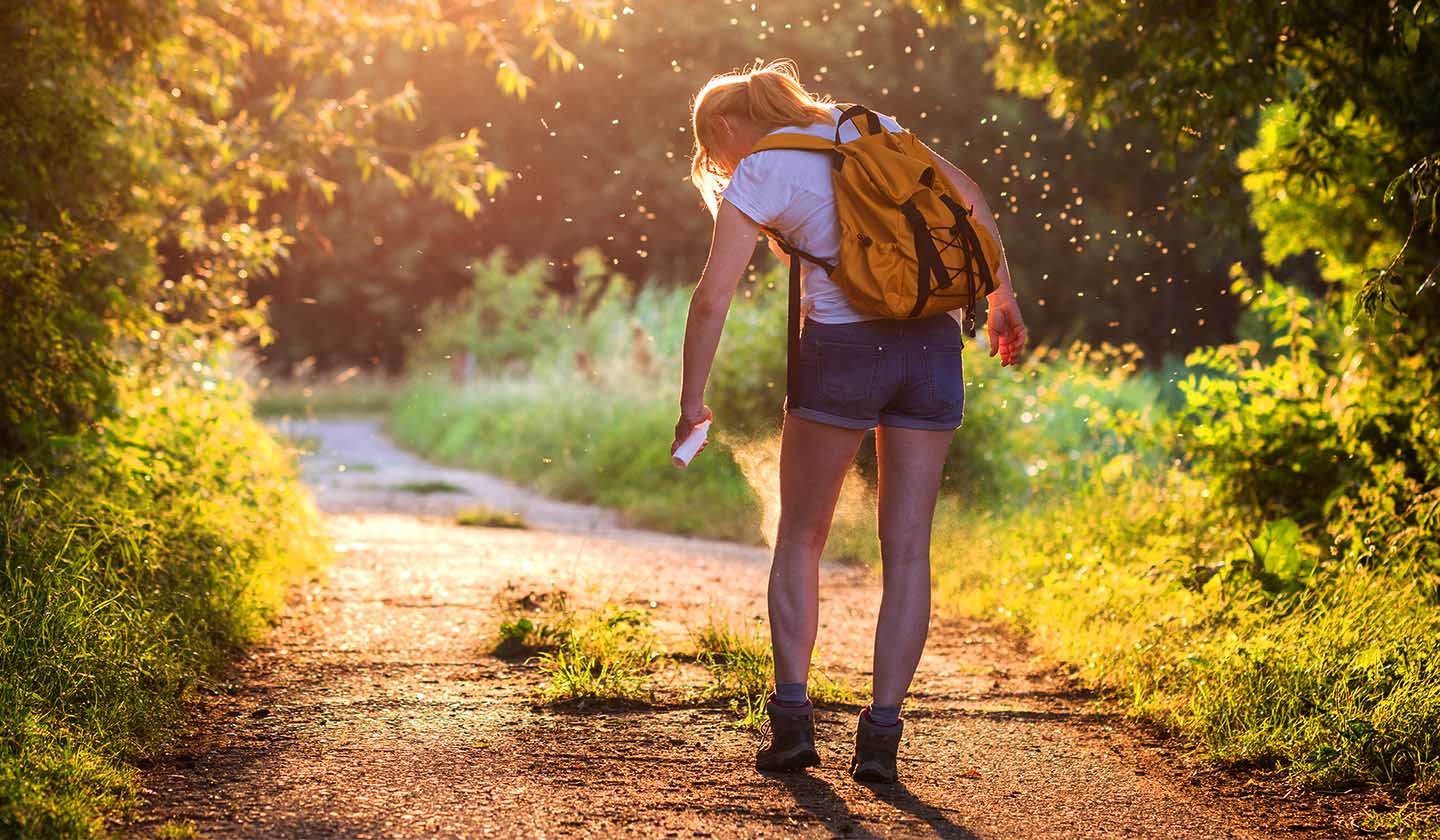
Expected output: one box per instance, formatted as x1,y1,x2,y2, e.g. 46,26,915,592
1,0,612,459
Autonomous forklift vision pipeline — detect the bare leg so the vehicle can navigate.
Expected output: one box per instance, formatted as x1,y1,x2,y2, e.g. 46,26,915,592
872,425,953,708
769,414,867,686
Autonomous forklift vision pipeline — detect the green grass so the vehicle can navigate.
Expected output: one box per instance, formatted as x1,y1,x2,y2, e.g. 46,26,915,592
493,592,658,703
390,479,464,494
930,467,1440,796
490,590,658,703
694,619,857,729
153,819,199,839
1357,804,1440,839
390,374,764,542
0,374,326,837
457,506,527,529
253,374,399,418
536,606,659,704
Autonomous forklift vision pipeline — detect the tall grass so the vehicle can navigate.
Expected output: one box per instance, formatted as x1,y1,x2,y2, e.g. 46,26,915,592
253,371,400,418
391,373,762,541
0,374,326,836
933,468,1440,795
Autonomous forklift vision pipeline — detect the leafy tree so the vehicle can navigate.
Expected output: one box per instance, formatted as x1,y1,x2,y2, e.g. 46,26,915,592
1,4,158,455
930,0,1438,573
924,0,1438,318
2,0,612,460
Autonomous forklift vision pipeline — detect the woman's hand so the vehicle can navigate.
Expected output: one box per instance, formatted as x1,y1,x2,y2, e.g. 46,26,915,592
986,290,1028,367
672,404,713,457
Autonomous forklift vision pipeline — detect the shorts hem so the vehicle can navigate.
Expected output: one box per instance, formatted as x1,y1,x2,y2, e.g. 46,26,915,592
785,404,876,431
877,415,963,432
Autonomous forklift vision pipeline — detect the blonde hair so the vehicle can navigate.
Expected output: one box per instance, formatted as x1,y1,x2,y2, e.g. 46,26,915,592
689,59,834,214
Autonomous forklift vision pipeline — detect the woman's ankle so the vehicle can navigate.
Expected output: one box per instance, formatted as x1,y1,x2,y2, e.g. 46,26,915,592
775,681,810,707
866,703,902,726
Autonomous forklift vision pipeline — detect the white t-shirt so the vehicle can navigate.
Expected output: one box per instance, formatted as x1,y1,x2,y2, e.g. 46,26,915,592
722,105,964,326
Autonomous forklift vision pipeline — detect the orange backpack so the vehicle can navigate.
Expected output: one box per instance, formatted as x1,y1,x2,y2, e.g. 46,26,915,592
742,105,1002,397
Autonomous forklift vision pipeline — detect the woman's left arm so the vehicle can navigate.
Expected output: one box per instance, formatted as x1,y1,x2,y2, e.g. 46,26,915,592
921,139,1028,366
673,199,761,452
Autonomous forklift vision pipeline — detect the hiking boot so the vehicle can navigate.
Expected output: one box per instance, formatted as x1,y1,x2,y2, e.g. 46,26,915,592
849,707,903,783
755,694,820,772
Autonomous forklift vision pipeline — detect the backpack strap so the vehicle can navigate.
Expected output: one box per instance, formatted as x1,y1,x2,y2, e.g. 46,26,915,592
747,133,841,155
762,227,836,273
762,228,837,406
785,241,803,404
834,104,884,140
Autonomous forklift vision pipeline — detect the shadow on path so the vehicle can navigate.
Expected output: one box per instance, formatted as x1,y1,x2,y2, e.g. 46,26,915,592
863,779,981,839
773,771,980,839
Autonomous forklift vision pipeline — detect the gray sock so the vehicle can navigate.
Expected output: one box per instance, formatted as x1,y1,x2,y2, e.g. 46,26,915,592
868,703,902,726
775,682,809,706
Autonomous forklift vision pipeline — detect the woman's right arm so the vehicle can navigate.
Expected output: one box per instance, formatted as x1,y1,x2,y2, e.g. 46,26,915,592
673,199,762,451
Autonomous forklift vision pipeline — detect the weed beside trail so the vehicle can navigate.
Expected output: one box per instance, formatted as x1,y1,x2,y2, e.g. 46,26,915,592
491,590,659,704
391,479,464,494
489,592,855,721
456,506,528,529
538,608,658,704
493,590,574,659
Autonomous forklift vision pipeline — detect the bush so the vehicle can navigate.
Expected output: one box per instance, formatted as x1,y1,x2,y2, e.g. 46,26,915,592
408,249,565,374
936,463,1440,795
0,220,124,459
1177,272,1350,523
0,372,325,836
948,339,1164,501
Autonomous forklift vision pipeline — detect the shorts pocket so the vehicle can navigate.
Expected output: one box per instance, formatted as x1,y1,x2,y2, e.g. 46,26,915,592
925,347,966,415
817,340,881,414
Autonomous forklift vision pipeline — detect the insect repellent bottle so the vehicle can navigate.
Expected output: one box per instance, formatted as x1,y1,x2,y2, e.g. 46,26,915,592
671,420,711,469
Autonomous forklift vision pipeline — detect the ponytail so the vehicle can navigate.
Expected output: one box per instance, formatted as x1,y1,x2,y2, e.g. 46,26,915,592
689,59,833,214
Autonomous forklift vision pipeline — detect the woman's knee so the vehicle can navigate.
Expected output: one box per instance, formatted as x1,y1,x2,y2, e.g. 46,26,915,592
878,534,931,568
775,516,832,558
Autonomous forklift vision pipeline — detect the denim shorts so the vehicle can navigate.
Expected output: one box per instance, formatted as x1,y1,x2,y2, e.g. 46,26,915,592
785,313,966,431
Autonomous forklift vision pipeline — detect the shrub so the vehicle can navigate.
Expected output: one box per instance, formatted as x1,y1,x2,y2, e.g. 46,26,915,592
0,372,325,836
1177,272,1350,523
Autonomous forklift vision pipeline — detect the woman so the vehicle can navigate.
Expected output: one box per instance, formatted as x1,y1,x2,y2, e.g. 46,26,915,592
671,60,1027,783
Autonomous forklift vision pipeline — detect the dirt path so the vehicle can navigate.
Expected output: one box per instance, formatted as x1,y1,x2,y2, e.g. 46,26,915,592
133,418,1360,839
